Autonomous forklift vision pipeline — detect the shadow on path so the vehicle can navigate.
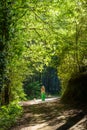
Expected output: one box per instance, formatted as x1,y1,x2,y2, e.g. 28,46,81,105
10,99,87,130
56,112,85,130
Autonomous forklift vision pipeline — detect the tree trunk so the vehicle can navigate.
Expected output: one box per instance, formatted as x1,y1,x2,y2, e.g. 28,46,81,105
0,0,10,105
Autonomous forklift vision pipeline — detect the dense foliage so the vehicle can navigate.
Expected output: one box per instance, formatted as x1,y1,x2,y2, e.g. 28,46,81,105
0,0,87,128
0,101,22,130
24,81,41,99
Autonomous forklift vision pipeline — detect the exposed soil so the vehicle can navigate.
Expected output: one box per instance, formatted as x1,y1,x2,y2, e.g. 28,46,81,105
10,99,87,130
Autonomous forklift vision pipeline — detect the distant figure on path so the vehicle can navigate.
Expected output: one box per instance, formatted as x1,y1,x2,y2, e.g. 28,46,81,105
41,86,46,101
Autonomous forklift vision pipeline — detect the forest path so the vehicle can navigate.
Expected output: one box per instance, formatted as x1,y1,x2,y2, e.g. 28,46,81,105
10,98,87,130
19,97,59,106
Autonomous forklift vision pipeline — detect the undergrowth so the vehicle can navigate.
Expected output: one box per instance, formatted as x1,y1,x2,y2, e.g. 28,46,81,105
0,101,23,130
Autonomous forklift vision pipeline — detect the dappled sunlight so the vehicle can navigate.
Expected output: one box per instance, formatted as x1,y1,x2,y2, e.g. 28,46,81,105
20,97,59,106
20,123,48,130
0,0,87,130
10,99,87,130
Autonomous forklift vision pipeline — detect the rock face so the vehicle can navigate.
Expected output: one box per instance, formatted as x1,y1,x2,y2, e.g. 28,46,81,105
62,72,87,104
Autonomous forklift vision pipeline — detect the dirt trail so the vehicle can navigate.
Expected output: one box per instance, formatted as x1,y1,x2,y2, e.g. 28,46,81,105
10,98,87,130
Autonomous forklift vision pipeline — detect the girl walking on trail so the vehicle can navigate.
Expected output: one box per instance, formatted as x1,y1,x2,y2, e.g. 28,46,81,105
41,86,46,101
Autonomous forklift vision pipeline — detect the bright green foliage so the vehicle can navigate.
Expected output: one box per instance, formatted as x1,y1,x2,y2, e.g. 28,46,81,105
0,101,22,130
0,0,29,104
56,0,87,93
0,0,86,129
0,0,87,105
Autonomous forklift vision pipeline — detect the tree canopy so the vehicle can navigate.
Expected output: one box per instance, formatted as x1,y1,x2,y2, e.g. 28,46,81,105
0,0,87,105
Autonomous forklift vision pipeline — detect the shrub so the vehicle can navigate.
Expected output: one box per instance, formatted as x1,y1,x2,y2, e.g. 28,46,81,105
0,101,22,130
